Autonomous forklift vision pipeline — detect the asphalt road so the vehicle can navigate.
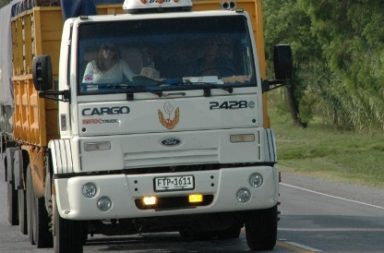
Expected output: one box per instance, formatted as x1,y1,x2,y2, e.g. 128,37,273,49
1,168,384,253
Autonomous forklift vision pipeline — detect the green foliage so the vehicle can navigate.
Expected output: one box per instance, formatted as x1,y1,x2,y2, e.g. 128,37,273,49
263,0,384,130
0,0,10,8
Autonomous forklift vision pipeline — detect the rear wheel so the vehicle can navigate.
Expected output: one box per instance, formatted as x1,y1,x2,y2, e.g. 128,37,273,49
7,179,19,225
26,167,35,244
245,206,278,251
18,188,27,234
6,150,18,226
53,195,85,253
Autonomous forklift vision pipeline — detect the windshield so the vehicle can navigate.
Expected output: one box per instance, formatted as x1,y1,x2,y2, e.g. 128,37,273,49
77,15,256,95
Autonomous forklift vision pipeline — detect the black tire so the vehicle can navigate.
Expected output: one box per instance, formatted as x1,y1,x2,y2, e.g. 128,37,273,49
245,206,278,251
18,189,27,234
53,195,84,253
34,196,53,248
6,149,19,226
2,155,6,182
26,167,36,245
7,180,19,225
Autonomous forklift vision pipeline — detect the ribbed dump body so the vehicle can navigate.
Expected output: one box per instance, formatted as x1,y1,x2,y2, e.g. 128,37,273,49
12,7,62,146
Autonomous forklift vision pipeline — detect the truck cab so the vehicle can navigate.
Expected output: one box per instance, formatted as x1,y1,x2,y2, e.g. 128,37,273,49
29,0,292,252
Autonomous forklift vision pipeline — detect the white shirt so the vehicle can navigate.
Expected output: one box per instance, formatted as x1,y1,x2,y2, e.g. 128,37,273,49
82,59,135,84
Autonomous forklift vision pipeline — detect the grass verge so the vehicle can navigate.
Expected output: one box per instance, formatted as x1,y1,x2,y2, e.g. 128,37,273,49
269,105,384,188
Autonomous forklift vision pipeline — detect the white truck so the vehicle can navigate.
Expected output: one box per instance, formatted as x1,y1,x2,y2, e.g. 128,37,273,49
1,0,292,252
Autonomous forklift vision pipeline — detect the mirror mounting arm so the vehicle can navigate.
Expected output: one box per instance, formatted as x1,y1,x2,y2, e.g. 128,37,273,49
38,90,70,103
262,79,290,92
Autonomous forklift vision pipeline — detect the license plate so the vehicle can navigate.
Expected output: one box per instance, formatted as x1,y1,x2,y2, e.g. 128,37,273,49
154,175,194,192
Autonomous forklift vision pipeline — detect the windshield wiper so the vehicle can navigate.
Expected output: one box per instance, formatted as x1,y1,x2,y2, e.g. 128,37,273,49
81,79,254,100
180,81,238,96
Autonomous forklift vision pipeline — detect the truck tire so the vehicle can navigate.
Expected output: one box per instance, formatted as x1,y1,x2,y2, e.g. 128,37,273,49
53,195,84,253
245,206,277,251
33,196,53,248
1,155,6,182
6,148,19,226
7,179,19,225
26,167,36,245
18,188,27,234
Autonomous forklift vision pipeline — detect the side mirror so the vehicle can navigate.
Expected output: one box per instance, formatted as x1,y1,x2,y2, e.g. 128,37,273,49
273,44,293,80
32,55,53,91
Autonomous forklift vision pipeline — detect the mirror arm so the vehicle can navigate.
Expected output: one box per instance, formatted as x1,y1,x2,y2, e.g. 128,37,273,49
38,90,70,102
262,79,290,92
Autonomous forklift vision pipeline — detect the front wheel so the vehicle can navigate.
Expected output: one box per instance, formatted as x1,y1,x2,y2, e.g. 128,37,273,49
53,195,85,253
245,206,278,251
33,196,53,248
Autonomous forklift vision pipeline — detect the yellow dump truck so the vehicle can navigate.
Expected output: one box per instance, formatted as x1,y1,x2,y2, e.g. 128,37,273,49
0,0,292,252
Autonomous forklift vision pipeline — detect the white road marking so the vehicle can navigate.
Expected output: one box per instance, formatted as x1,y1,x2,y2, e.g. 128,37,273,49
279,227,384,232
280,183,384,211
277,240,322,253
284,241,323,252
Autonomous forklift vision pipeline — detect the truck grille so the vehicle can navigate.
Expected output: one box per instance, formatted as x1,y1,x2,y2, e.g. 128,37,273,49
123,148,218,168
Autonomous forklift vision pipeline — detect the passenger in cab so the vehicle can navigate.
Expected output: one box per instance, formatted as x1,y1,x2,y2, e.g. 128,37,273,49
82,43,135,85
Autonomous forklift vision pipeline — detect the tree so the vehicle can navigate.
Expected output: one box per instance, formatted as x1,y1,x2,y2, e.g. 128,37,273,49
263,0,384,130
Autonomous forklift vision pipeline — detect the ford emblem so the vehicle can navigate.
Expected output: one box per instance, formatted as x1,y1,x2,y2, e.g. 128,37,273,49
161,137,181,146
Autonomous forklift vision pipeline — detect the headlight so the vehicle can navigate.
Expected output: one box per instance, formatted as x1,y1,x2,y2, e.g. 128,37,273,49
97,196,112,211
236,188,251,203
249,173,263,188
82,182,97,198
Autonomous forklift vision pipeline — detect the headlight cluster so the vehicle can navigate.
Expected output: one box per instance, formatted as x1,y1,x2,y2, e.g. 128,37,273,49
82,182,112,212
235,173,264,203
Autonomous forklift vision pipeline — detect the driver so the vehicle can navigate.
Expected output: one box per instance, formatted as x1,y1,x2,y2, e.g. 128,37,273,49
192,38,236,77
